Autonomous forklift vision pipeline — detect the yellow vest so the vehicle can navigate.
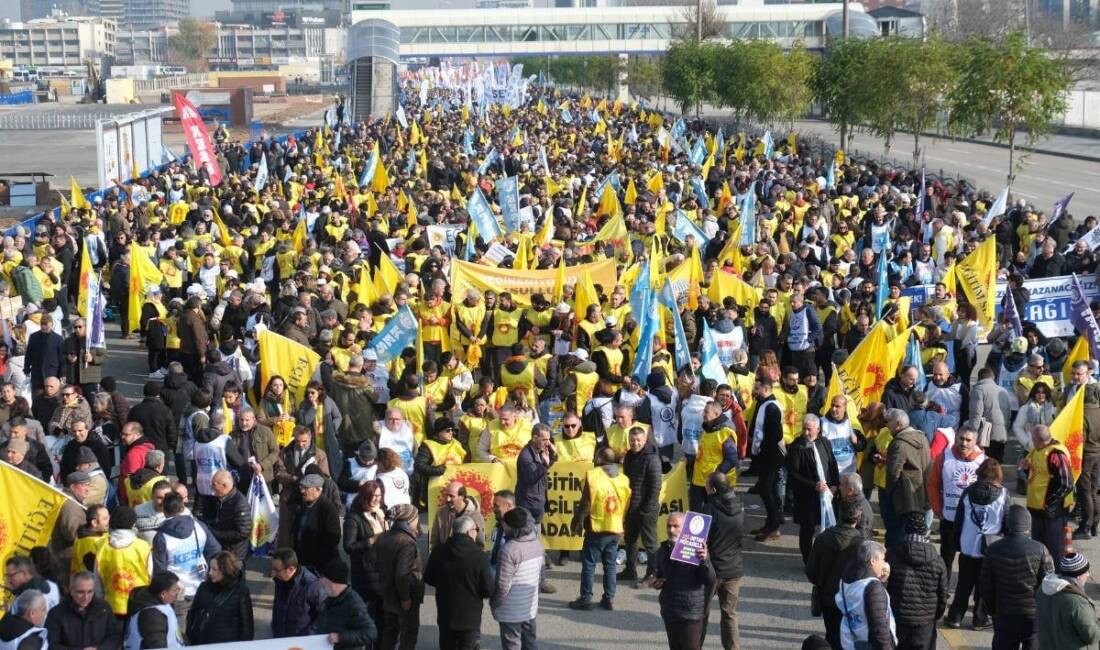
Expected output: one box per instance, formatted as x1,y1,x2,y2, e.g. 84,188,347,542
587,468,631,534
775,386,808,445
577,319,604,347
605,423,650,458
276,250,297,279
389,396,428,444
488,419,530,460
522,307,553,345
424,438,467,466
555,433,597,464
165,315,180,350
491,307,522,346
425,376,450,404
451,301,486,344
96,539,151,615
872,428,893,489
605,303,631,328
572,370,599,415
728,371,754,415
253,239,276,270
693,426,737,486
501,362,536,398
1026,442,1075,511
70,532,106,576
128,474,168,507
594,346,624,381
419,299,450,343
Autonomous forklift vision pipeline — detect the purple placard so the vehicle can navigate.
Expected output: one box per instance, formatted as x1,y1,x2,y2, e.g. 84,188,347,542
671,511,712,565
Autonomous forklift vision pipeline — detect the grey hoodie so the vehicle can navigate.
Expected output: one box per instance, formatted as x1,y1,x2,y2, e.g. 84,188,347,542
491,523,543,624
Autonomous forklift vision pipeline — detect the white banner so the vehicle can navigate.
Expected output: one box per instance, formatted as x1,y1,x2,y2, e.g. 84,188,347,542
188,635,328,650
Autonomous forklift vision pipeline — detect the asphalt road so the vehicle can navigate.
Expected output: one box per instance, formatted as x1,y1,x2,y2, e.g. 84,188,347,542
793,120,1100,216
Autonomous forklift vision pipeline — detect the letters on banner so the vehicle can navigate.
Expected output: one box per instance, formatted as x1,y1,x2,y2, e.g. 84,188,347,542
450,258,618,306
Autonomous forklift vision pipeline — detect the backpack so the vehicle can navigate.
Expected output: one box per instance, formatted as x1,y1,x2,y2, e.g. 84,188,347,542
11,266,43,305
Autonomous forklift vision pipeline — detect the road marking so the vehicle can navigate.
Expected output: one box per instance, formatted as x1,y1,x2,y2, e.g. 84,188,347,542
940,628,977,650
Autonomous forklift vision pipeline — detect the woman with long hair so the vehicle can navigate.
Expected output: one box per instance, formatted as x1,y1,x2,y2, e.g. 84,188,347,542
374,447,411,508
944,458,1007,630
343,480,388,637
295,380,343,474
186,551,254,644
257,375,295,448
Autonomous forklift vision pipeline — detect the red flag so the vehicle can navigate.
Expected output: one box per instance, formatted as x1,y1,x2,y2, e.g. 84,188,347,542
173,93,224,186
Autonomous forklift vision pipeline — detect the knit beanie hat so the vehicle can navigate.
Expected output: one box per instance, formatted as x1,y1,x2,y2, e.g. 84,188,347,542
1060,552,1090,578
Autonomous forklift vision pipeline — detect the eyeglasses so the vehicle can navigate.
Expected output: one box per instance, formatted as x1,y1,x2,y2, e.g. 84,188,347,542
562,423,579,429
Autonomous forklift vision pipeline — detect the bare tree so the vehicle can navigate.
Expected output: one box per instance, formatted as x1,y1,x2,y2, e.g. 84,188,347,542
668,0,728,41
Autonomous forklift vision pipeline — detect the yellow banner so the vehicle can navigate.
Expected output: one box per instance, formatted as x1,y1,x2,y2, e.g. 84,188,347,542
955,237,996,331
0,463,73,610
450,258,617,306
427,460,688,551
257,326,321,405
1052,383,1086,480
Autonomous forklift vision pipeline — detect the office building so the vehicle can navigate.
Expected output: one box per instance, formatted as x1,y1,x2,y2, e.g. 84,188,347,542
0,15,115,68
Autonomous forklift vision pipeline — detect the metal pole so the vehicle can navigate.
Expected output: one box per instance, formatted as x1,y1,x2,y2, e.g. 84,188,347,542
842,0,850,39
697,0,703,41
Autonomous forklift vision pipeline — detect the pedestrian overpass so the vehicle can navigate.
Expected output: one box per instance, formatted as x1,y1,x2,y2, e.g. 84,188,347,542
348,2,862,59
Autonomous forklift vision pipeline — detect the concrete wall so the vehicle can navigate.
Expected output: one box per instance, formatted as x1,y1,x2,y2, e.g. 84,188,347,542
1061,90,1100,130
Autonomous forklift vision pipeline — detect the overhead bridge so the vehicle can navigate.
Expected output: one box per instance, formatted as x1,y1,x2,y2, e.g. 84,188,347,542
348,2,863,58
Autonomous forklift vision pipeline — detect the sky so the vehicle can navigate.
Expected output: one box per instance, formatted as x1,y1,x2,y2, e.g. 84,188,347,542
0,0,480,21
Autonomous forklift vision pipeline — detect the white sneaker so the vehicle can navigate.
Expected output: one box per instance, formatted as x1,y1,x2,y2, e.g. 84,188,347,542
149,368,167,379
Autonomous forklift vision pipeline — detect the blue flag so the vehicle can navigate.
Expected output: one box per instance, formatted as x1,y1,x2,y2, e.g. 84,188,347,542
405,148,416,175
825,160,836,191
561,108,573,124
690,177,708,207
700,320,726,385
630,276,659,383
904,332,926,386
358,146,379,187
738,183,757,247
368,305,419,363
478,147,499,175
689,139,707,166
715,128,725,158
463,129,475,156
761,131,774,158
875,244,890,319
467,188,502,242
1047,192,1075,232
671,210,710,250
1070,273,1100,361
495,176,521,233
1003,286,1024,339
629,263,652,326
658,278,691,372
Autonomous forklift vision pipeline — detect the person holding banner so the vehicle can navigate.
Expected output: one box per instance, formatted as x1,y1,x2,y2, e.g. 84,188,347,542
651,511,714,650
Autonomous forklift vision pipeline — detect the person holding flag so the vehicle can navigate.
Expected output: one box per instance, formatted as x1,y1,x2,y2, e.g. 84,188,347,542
1019,424,1075,559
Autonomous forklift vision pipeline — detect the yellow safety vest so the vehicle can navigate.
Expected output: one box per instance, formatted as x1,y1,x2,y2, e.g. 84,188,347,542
1026,442,1075,511
577,319,604,347
451,301,486,345
128,474,168,507
501,362,536,398
389,396,428,444
253,239,276,270
96,539,151,615
594,346,624,382
775,386,808,445
522,307,553,345
587,468,631,534
555,433,597,463
488,419,530,460
165,315,180,350
572,370,599,415
70,532,106,576
424,438,467,466
693,426,737,486
419,299,450,343
424,376,450,404
605,423,650,458
872,428,893,489
728,371,754,415
491,308,522,347
605,303,631,328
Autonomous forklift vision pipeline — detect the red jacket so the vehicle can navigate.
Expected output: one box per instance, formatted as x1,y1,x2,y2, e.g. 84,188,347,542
118,437,155,502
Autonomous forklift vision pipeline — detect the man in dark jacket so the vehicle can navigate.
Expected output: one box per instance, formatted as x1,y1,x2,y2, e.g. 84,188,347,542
375,503,423,650
886,513,947,650
313,558,378,650
292,473,342,571
44,571,123,650
980,505,1054,650
424,516,494,650
208,469,251,561
515,423,556,524
201,349,236,406
807,496,866,649
328,360,377,454
652,511,716,650
884,408,931,547
881,366,919,413
158,362,197,424
749,377,785,541
127,381,179,454
24,313,63,390
786,414,840,563
270,548,327,639
702,472,745,650
836,540,895,650
620,426,661,587
177,296,208,384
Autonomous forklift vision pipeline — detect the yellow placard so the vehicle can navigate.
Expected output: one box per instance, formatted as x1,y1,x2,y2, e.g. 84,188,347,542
0,463,74,612
450,258,617,306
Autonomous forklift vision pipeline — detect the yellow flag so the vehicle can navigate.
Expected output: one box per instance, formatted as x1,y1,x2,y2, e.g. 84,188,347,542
823,365,863,422
59,193,71,219
955,237,996,330
1052,384,1087,479
829,322,893,415
314,130,325,156
708,269,759,317
461,105,469,123
536,211,554,248
836,149,846,166
356,264,377,308
71,177,89,210
596,182,621,218
787,132,797,153
376,250,402,295
409,121,422,146
365,191,379,217
646,172,665,194
513,237,529,270
371,158,389,194
407,199,419,228
545,176,563,198
576,183,589,219
687,245,703,310
716,181,734,215
594,213,627,243
257,326,321,405
701,153,716,183
212,210,233,248
1064,335,1091,387
624,179,638,206
553,254,566,303
511,130,524,148
132,157,141,181
76,245,93,318
396,191,408,213
655,200,673,235
942,261,957,297
593,119,607,136
451,183,464,202
574,267,600,325
128,243,163,334
0,462,72,578
419,149,428,178
537,98,547,115
292,213,308,254
650,238,665,290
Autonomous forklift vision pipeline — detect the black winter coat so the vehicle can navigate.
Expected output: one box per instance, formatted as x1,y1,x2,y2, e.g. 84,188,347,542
293,497,342,569
272,566,327,638
126,586,177,649
654,539,716,622
423,533,494,632
785,436,840,526
806,524,864,614
185,577,254,644
702,488,745,580
45,596,123,650
623,440,662,516
885,539,948,625
313,586,377,650
515,442,555,520
342,511,384,600
839,562,895,650
127,397,179,453
159,372,198,423
208,488,251,561
980,533,1055,617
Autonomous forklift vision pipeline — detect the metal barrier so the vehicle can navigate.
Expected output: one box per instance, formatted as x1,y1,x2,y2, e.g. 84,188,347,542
0,111,127,130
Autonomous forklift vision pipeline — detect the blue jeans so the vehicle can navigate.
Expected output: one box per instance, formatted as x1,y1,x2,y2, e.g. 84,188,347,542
580,532,620,603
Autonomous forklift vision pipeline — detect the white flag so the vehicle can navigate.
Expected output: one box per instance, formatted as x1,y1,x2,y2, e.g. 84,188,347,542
982,185,1010,227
